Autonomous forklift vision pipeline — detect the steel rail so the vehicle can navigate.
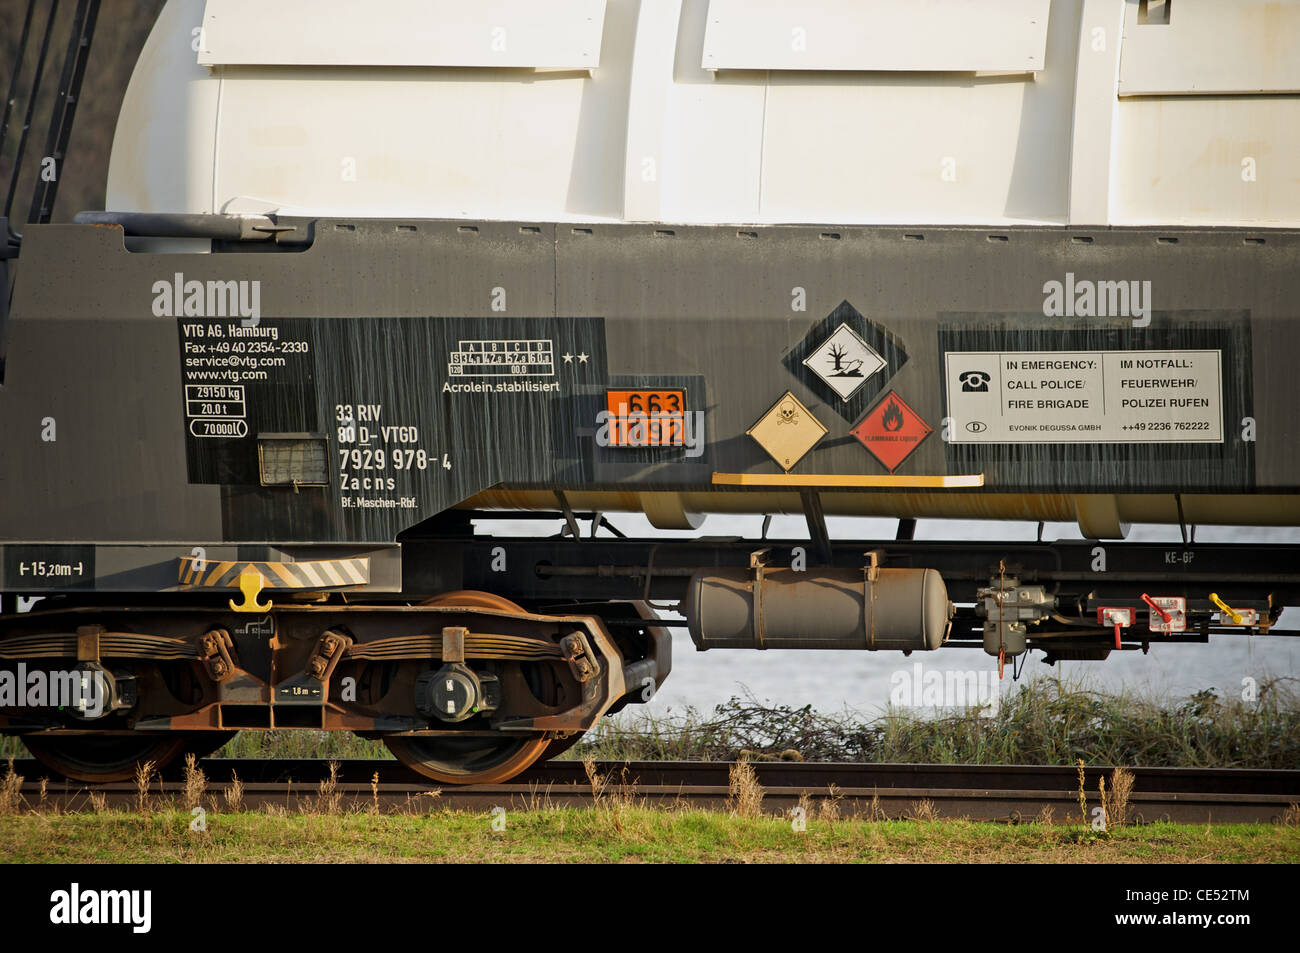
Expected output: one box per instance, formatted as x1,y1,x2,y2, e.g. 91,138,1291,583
9,759,1298,824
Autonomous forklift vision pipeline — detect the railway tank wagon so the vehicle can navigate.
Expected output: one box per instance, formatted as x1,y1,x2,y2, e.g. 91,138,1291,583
2,0,1299,783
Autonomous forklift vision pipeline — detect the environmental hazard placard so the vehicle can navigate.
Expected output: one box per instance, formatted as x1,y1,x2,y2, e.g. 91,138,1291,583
943,349,1224,444
802,322,887,401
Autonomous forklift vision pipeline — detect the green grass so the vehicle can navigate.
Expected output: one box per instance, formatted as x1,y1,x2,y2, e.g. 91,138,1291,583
567,676,1300,768
211,730,393,760
0,729,391,762
1,807,1296,863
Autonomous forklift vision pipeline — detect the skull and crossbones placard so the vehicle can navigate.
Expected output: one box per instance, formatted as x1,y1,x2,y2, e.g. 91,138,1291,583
746,390,827,471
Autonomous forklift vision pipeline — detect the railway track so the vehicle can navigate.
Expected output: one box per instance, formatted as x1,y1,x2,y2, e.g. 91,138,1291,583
9,759,1299,824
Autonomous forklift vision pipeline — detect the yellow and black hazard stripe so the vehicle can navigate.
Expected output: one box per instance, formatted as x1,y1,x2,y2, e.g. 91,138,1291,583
177,557,370,590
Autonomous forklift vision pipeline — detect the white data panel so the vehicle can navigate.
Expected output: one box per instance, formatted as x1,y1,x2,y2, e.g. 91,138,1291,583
199,0,607,68
1120,0,1300,96
701,0,1051,72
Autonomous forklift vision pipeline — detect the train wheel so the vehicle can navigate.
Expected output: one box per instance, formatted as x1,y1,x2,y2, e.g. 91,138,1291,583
23,735,188,783
419,590,527,613
384,734,550,784
397,590,564,781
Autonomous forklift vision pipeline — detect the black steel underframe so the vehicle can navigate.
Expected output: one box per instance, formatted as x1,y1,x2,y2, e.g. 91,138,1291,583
403,526,1300,605
400,529,1300,655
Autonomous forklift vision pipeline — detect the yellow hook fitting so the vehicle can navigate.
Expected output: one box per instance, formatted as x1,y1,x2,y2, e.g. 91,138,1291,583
230,566,272,613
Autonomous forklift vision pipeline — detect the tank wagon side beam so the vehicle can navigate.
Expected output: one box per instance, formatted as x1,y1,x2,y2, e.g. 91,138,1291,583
0,543,402,595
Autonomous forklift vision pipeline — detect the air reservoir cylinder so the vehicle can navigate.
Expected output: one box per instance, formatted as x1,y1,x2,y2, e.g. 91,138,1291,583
685,568,951,651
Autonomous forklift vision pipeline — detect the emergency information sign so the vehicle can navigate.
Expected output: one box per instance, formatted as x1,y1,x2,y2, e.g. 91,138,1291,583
943,349,1224,444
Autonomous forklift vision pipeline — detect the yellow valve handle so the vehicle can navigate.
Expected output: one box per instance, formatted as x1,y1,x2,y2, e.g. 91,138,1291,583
230,567,272,613
1209,592,1243,625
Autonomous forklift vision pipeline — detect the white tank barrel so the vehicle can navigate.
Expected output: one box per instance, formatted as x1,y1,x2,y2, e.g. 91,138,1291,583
110,0,1300,229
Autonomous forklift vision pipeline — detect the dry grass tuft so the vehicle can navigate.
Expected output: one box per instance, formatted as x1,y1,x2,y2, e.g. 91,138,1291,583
0,759,23,815
525,781,554,813
820,783,846,822
728,759,764,818
182,753,206,812
908,798,937,822
312,761,343,815
223,771,244,813
1105,767,1135,829
864,792,886,823
1076,758,1088,825
1282,803,1300,827
580,758,640,834
1037,804,1055,827
134,760,155,815
88,790,107,814
582,757,610,802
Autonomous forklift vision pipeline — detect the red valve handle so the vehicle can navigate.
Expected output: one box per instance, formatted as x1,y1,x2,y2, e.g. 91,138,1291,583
1141,593,1173,623
1113,623,1122,650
